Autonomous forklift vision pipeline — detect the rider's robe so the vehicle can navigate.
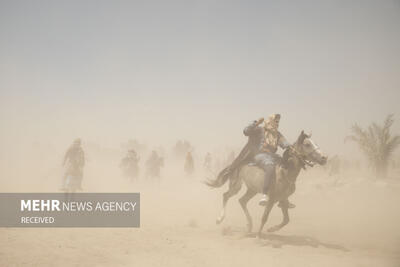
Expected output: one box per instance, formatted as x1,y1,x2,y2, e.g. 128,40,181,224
214,121,262,186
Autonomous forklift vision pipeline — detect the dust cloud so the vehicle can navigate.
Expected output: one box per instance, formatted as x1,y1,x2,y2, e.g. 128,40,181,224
0,138,399,267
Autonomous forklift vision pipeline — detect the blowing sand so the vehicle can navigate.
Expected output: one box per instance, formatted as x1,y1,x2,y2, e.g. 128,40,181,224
0,160,399,267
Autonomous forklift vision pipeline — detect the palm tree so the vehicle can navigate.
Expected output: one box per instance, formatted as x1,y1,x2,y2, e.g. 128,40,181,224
345,114,400,178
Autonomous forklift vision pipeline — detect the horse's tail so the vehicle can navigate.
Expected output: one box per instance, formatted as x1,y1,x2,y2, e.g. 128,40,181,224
204,167,234,188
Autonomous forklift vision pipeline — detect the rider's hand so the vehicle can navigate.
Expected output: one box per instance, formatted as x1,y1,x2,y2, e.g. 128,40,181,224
256,117,264,125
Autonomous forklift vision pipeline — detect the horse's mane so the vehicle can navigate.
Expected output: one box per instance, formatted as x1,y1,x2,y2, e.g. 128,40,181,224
281,148,291,169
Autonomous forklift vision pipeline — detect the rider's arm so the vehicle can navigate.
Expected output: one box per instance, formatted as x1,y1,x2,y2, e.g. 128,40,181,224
243,121,257,136
243,118,263,136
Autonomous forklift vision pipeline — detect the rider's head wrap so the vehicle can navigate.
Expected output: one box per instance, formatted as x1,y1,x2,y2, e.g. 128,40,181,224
264,114,280,131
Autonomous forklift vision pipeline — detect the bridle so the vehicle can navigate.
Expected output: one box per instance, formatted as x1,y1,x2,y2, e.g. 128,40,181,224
288,142,317,170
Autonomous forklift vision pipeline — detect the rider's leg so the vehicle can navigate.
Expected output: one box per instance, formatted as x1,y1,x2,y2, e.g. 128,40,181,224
259,164,275,206
254,153,276,206
262,164,275,195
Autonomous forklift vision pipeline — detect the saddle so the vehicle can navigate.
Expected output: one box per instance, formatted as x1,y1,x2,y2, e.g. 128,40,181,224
246,154,285,168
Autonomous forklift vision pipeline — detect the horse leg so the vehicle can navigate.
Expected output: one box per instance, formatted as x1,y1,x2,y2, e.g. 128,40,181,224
257,200,275,237
268,200,290,232
216,179,242,224
238,189,256,233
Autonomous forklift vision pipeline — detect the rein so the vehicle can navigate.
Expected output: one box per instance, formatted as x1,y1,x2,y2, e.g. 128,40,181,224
287,145,315,170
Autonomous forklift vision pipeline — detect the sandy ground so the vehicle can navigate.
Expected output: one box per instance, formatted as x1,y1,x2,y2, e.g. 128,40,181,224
1,162,400,267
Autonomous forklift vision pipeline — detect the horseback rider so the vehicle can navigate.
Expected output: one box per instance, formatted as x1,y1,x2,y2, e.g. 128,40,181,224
120,149,140,180
244,114,294,206
61,138,85,190
184,151,195,175
145,150,164,179
215,114,295,207
122,149,140,166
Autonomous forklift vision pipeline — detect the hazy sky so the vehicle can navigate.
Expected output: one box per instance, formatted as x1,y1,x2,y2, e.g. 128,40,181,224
1,0,400,158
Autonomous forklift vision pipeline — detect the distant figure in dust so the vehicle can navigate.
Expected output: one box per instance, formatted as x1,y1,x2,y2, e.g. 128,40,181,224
120,149,140,182
61,138,85,191
145,150,164,181
184,151,195,176
204,152,212,172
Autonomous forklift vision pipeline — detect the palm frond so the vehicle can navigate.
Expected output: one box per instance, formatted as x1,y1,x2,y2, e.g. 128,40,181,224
347,115,399,178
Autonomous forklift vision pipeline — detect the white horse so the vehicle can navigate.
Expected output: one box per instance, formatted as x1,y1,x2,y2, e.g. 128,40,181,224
206,131,327,236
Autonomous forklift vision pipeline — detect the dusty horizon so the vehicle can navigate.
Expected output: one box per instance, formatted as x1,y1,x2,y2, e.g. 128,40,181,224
1,0,400,158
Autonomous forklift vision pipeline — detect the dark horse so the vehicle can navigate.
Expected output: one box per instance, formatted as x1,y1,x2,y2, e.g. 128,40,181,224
206,131,327,236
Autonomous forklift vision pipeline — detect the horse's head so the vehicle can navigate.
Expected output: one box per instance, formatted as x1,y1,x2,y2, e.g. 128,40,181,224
293,131,327,166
